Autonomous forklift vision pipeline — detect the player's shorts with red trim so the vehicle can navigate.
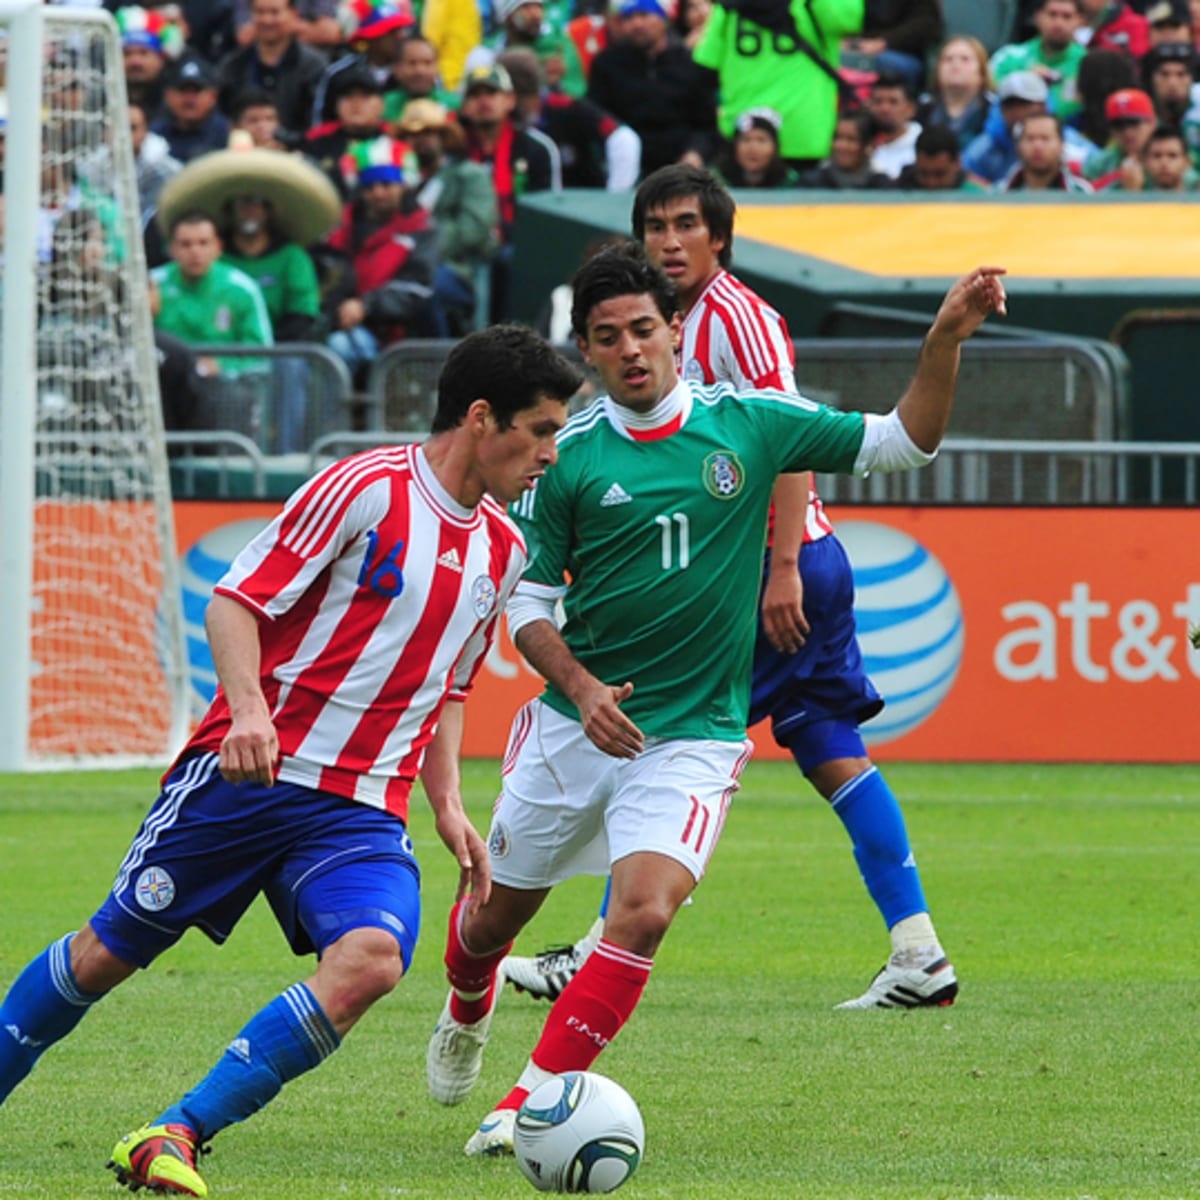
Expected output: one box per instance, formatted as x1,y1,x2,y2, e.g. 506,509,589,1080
488,699,753,887
90,752,421,970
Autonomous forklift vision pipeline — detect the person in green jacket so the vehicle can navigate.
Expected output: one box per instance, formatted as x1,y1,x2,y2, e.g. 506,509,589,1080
694,0,863,168
151,211,275,445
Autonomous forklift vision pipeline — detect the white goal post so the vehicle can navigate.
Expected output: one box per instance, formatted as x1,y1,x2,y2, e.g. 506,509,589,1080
0,2,189,768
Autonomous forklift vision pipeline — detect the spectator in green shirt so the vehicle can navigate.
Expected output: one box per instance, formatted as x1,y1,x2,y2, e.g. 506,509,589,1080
221,195,325,452
991,0,1087,121
151,211,274,443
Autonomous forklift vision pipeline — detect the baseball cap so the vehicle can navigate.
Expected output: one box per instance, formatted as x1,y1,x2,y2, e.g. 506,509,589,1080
1144,40,1197,74
617,0,671,16
166,56,217,90
1145,0,1190,25
339,0,416,40
997,71,1050,104
334,63,384,97
397,98,449,133
1105,88,1155,123
461,63,514,95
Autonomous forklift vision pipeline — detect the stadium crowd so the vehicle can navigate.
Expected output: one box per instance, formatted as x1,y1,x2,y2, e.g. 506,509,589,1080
25,0,1200,447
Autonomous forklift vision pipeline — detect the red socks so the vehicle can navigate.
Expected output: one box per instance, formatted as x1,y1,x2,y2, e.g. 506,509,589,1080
443,898,511,1026
531,939,652,1075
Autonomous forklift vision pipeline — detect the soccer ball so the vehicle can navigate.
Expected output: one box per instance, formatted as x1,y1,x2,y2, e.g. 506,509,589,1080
514,1071,645,1194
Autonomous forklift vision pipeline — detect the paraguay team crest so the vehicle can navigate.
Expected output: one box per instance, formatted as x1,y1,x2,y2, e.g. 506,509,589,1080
471,575,497,620
702,451,745,499
135,866,176,912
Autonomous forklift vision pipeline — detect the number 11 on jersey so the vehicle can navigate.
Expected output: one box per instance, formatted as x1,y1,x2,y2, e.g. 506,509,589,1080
654,512,690,570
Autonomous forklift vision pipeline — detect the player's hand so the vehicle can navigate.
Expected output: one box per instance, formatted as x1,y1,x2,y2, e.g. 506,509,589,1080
219,709,279,786
761,564,809,654
578,681,645,759
931,266,1007,344
436,807,493,912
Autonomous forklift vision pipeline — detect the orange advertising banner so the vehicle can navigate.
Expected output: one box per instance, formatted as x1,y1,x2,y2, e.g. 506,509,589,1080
174,504,1200,764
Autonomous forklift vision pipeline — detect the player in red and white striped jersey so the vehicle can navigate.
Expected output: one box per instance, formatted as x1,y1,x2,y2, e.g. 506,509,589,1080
503,165,959,1013
0,326,582,1194
191,440,526,816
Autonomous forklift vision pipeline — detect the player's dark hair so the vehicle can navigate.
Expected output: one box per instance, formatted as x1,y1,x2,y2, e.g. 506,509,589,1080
570,240,679,339
631,164,735,269
433,324,582,432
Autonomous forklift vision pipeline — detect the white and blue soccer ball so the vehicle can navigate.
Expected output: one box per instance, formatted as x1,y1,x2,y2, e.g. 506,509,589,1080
514,1071,644,1194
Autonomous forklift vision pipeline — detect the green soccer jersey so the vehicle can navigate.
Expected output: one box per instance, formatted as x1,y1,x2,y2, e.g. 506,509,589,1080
510,383,867,742
222,243,320,332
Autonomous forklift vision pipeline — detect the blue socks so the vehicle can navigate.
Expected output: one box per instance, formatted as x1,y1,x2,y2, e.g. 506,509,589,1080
0,934,103,1105
159,983,339,1139
830,767,927,929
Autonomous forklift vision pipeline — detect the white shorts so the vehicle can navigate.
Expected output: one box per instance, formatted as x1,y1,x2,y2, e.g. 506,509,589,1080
486,699,754,889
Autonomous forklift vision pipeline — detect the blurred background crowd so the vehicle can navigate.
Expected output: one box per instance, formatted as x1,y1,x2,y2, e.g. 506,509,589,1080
21,0,1200,450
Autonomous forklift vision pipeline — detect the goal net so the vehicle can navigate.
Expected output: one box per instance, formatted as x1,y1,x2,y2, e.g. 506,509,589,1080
0,4,188,767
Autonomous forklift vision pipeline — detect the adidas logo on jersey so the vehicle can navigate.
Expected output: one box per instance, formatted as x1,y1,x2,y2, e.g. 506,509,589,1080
437,547,464,573
600,482,632,507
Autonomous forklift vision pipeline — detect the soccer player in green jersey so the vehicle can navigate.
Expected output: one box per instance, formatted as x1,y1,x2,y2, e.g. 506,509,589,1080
426,242,1007,1155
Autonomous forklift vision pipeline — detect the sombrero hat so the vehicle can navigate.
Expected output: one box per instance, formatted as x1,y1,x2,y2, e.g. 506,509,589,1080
157,140,343,246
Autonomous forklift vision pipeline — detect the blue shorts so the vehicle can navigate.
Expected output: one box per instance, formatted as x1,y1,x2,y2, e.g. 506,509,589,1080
749,534,884,749
90,753,421,971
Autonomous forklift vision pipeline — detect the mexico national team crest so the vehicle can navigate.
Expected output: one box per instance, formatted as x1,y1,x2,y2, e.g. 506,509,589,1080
488,821,510,859
471,575,497,620
135,866,176,912
702,450,745,499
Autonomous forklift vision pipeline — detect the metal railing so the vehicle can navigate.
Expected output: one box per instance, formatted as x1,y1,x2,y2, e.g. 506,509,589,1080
365,337,1129,443
180,343,360,453
818,438,1200,505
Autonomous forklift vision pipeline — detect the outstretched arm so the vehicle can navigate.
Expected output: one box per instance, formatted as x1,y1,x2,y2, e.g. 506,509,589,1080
897,266,1008,453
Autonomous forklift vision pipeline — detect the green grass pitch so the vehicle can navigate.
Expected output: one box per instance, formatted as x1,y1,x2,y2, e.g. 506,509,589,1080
1,761,1197,1198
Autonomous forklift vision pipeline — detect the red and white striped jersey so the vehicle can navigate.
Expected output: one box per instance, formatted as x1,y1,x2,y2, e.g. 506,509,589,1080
183,444,526,820
679,269,834,543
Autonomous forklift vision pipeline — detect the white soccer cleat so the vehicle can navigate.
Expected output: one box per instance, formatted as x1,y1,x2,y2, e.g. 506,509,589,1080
427,992,495,1105
464,1108,516,1157
502,917,603,1002
836,947,959,1010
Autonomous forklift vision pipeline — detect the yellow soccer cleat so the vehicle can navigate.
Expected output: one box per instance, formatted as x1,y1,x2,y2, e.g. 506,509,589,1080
108,1122,209,1196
